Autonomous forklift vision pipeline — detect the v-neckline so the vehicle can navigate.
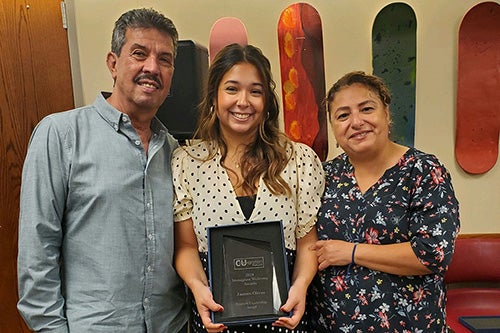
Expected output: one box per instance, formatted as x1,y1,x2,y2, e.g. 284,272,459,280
350,148,412,196
220,161,261,220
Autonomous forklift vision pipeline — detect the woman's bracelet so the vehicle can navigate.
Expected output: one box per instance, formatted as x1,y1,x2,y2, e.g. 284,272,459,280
346,242,359,282
351,243,359,265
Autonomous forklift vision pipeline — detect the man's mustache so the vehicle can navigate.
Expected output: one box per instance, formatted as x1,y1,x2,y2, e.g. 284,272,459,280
134,74,162,89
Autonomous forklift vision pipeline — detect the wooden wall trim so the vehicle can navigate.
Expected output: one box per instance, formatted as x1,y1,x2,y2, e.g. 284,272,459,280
457,233,500,239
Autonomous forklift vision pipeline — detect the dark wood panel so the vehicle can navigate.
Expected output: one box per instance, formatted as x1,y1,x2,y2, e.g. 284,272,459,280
0,0,74,331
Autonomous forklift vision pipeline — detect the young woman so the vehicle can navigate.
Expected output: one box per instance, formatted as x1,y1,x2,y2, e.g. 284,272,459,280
172,44,325,333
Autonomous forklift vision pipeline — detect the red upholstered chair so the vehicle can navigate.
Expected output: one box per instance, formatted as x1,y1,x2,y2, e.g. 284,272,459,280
444,235,500,332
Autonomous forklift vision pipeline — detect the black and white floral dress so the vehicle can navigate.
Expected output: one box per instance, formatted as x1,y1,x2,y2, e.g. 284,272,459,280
308,148,460,333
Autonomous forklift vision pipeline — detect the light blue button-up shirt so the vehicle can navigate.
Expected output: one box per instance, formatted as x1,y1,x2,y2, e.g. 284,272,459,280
17,93,188,333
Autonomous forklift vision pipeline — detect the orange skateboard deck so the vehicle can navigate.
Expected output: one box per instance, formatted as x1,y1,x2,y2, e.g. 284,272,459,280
455,2,500,174
278,3,328,161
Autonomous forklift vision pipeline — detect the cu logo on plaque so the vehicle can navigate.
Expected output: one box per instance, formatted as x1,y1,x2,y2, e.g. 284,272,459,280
233,257,265,270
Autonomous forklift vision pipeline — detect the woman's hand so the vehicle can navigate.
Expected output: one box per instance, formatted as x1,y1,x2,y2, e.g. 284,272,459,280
311,240,354,270
311,240,432,275
273,283,306,330
191,281,227,333
273,229,318,329
174,219,227,332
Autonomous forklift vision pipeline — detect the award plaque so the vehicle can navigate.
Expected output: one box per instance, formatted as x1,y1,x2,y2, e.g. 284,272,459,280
207,221,290,326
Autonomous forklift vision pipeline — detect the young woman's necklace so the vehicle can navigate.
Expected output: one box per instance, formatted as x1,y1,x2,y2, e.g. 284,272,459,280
230,152,242,169
229,147,244,169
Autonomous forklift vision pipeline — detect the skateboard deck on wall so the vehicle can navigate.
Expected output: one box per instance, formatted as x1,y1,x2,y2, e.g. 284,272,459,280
209,17,248,64
372,2,416,148
278,3,328,161
455,2,500,174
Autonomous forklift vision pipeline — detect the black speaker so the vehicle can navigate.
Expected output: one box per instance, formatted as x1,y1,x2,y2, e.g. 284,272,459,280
156,40,208,141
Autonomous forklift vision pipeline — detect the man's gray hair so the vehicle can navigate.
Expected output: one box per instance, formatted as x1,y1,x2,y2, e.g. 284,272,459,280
111,8,178,56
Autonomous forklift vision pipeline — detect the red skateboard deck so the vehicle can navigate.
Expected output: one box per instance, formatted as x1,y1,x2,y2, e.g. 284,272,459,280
278,3,328,161
209,17,248,64
455,2,500,174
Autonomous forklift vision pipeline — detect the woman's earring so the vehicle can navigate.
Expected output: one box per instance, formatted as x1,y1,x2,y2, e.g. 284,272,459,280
336,142,339,148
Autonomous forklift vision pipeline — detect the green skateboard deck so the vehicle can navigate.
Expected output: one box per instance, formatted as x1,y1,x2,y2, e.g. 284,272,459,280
372,3,417,147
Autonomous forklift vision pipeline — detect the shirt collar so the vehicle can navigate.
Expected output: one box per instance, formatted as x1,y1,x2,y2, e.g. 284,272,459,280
93,92,123,132
93,92,167,137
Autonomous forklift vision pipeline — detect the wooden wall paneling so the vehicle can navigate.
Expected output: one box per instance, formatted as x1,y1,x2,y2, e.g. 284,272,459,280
0,0,74,331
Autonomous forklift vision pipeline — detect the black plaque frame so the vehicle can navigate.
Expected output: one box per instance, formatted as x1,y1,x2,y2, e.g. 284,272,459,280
207,221,290,326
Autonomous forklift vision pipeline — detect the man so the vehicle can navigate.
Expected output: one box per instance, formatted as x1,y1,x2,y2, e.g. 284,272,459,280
17,8,188,332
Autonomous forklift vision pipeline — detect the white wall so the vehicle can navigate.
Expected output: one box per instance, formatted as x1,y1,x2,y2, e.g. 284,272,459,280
66,0,500,233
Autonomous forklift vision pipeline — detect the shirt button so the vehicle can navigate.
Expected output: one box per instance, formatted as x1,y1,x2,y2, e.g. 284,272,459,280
148,233,154,240
144,297,150,304
122,115,128,122
147,265,153,272
135,140,141,146
146,202,151,209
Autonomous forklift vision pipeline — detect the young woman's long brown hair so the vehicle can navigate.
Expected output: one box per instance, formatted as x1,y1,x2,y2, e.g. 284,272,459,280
194,43,292,196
